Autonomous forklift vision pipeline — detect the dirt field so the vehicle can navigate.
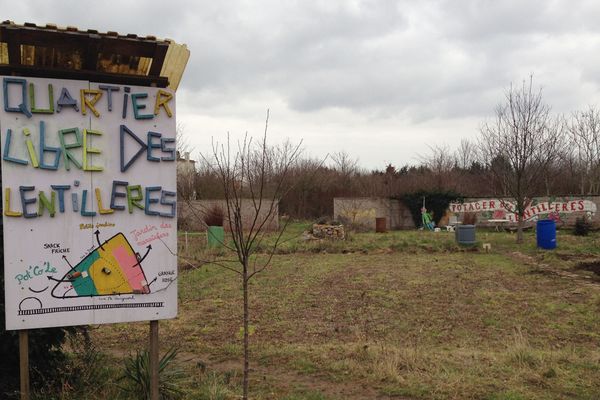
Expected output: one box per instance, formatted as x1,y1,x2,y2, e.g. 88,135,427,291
90,225,600,399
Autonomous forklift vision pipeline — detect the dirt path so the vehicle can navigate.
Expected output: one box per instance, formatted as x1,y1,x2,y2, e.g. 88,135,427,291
509,251,600,289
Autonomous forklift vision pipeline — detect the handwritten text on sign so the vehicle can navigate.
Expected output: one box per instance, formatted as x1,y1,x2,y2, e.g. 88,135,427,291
2,76,178,330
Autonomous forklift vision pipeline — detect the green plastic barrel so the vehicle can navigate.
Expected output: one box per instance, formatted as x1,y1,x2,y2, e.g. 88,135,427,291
207,226,225,247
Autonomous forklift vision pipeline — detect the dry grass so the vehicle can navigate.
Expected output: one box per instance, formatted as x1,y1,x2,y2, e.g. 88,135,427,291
89,226,600,399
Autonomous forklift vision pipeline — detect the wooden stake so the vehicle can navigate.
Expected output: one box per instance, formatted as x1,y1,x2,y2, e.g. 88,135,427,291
19,330,29,400
149,320,159,400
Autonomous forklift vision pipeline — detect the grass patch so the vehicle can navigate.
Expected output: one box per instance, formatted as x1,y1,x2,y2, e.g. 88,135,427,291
281,390,334,400
79,224,600,399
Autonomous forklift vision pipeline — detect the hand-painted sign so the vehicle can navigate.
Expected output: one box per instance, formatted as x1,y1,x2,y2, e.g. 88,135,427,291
2,76,178,330
449,198,597,223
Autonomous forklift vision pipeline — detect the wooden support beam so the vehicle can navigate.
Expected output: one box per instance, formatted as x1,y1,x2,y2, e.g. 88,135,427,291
0,65,169,87
148,43,168,77
149,320,159,400
5,27,21,65
19,330,29,400
83,36,101,71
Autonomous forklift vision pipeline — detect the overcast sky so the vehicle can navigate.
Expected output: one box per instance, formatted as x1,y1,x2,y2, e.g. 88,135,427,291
3,0,600,169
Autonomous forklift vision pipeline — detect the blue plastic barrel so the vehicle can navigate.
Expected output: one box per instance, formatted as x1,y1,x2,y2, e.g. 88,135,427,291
536,219,556,249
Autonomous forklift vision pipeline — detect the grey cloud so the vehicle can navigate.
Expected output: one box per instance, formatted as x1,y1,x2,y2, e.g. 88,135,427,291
4,0,600,167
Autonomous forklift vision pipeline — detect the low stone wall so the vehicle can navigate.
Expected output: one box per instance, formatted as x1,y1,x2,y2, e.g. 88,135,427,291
333,197,414,230
333,195,600,230
178,199,279,232
312,224,345,240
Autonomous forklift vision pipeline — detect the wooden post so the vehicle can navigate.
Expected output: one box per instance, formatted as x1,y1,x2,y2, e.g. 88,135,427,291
185,231,188,254
19,330,29,400
149,320,159,400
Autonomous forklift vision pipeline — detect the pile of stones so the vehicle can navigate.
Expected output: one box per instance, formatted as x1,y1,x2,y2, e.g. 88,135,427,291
311,224,346,240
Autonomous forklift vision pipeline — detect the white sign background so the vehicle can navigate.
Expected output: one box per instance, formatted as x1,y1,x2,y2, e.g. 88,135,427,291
2,76,178,330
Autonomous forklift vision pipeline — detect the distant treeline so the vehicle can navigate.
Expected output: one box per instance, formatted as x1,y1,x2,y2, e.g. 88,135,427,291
178,105,600,220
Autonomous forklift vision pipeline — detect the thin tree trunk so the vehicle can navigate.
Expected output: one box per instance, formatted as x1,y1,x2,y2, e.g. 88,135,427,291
517,213,524,244
243,262,249,400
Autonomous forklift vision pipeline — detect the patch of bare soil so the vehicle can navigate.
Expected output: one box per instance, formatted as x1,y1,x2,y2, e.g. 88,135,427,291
555,252,597,262
252,365,405,400
575,260,600,278
510,251,600,286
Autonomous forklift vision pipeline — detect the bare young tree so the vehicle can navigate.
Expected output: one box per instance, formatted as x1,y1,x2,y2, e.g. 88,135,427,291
176,121,193,156
205,111,302,399
479,77,564,243
418,144,455,190
455,138,476,170
568,106,600,195
176,123,197,200
330,150,358,177
452,138,482,194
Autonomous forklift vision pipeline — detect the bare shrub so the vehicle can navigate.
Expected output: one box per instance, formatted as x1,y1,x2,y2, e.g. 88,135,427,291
203,205,224,227
462,212,477,225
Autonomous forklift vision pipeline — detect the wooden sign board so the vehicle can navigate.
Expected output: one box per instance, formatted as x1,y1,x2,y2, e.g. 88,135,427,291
1,76,178,330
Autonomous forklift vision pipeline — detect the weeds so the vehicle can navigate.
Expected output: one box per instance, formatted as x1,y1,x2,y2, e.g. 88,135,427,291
31,329,120,400
370,344,423,382
120,347,185,399
574,216,592,236
281,391,332,400
191,371,237,400
506,326,539,368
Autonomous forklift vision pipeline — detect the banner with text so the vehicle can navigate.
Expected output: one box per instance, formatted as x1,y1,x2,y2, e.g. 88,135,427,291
449,198,597,222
